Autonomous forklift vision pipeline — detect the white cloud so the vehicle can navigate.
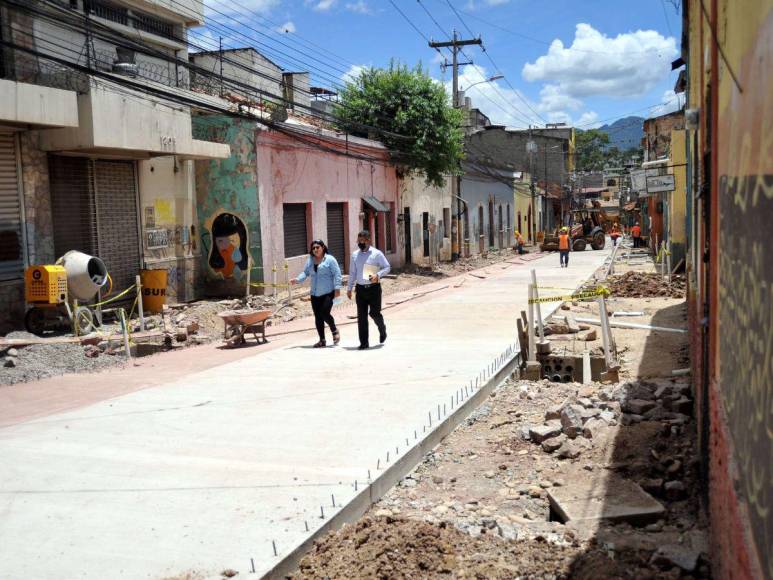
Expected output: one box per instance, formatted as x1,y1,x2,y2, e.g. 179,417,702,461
345,1,372,14
341,63,368,84
444,64,602,129
649,89,683,117
522,23,678,99
276,20,296,33
576,111,601,128
308,0,336,11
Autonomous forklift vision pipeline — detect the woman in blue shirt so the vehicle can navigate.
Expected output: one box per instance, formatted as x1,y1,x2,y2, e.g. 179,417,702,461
291,239,343,348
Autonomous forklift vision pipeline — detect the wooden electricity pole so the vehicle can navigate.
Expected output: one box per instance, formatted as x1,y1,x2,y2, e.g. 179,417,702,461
430,31,481,260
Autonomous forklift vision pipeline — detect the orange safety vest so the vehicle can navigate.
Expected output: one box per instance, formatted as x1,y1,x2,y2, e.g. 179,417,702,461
558,234,570,250
632,225,641,237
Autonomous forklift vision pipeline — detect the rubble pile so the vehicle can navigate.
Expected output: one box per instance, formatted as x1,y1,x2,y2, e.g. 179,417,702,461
606,271,686,299
0,332,122,385
297,368,709,578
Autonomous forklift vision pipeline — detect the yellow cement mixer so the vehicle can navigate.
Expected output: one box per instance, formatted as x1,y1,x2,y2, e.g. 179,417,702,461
24,251,109,335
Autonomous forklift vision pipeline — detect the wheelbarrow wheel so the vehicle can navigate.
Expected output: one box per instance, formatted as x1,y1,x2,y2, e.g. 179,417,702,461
74,306,95,334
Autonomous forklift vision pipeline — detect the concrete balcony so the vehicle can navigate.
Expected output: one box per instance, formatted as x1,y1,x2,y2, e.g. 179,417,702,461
125,0,204,26
0,79,79,129
38,78,229,160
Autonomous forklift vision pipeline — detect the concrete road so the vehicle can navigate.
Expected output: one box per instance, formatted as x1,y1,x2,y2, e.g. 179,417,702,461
0,247,610,579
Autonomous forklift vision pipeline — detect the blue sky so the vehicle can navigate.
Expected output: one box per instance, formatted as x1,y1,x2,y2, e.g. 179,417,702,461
199,0,685,129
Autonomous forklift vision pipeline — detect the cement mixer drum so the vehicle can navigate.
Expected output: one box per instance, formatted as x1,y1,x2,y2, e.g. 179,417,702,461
58,251,108,301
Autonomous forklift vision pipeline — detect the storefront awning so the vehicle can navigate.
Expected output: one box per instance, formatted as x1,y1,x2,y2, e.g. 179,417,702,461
362,196,390,212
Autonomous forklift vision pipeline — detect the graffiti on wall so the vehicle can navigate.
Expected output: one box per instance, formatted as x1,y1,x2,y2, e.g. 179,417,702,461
718,174,773,577
203,211,250,280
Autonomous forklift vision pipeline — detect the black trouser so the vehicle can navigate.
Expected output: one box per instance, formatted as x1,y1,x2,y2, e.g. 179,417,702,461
310,291,337,342
355,284,385,346
633,236,641,248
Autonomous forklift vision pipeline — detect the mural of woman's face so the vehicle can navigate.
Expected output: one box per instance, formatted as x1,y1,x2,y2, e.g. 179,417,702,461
217,234,244,265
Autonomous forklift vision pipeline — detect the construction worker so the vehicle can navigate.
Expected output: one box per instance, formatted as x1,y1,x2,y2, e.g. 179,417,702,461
631,222,642,248
515,231,524,255
558,227,570,268
610,223,621,247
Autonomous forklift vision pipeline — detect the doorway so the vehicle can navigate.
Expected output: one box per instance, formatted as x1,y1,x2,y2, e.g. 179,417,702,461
478,205,485,254
404,207,412,264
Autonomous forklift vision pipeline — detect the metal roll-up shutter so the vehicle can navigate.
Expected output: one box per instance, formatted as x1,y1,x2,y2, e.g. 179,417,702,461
0,133,23,281
94,160,140,295
49,156,98,259
283,203,307,258
325,202,346,267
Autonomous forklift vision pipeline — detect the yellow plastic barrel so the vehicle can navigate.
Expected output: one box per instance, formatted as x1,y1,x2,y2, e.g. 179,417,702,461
140,269,168,313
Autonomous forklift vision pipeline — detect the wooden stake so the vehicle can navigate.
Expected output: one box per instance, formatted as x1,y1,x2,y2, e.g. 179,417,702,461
530,270,544,341
527,284,537,363
135,275,145,331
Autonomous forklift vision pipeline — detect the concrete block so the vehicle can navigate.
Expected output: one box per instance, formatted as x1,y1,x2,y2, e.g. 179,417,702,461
529,421,562,443
560,404,585,438
547,476,665,525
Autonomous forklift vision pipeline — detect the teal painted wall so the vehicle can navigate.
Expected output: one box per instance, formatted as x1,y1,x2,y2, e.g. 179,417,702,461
193,115,263,297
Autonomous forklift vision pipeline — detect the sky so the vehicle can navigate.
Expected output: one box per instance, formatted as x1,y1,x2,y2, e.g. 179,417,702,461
196,0,685,129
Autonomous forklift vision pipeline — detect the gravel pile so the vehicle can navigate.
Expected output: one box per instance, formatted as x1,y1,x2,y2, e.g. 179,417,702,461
0,331,123,386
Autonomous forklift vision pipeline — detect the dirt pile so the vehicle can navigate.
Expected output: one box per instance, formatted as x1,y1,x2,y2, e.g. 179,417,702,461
294,516,632,579
606,272,686,299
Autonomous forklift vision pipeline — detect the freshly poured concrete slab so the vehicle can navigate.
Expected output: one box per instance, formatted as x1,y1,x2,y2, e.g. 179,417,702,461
547,475,665,525
0,248,613,579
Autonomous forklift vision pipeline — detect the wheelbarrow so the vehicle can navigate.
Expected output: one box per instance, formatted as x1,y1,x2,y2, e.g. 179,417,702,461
218,308,273,347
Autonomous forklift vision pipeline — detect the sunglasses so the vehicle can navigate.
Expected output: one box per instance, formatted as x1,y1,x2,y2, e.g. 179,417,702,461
312,245,322,250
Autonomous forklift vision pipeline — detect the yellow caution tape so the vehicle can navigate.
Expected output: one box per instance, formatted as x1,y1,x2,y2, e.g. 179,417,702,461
249,282,291,288
89,284,137,308
529,286,610,304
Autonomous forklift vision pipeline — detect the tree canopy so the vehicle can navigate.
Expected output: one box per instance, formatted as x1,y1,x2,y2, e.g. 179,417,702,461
575,129,610,171
334,62,465,188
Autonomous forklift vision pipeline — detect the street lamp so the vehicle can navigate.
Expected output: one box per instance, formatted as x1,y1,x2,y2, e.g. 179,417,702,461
461,74,504,92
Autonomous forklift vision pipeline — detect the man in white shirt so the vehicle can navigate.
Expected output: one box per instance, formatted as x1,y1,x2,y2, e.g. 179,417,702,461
347,230,391,349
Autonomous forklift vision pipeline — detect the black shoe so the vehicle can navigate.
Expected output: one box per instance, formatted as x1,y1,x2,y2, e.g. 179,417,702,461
379,331,387,344
358,344,369,350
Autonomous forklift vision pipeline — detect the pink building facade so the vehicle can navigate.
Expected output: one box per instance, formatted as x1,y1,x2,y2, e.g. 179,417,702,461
256,123,402,281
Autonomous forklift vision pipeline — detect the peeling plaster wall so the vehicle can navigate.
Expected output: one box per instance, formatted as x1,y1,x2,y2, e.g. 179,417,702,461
138,156,199,303
462,167,517,256
193,116,262,297
256,129,401,281
398,174,452,266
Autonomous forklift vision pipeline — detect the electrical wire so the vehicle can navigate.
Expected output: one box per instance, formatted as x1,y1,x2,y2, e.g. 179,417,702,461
15,0,417,143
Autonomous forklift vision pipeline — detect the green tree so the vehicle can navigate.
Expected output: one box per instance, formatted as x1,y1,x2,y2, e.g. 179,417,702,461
335,62,465,187
575,129,610,171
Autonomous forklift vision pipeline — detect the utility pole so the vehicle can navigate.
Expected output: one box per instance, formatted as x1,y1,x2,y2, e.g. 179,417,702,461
430,31,481,260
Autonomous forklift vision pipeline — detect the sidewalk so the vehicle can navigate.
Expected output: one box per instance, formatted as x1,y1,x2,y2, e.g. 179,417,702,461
0,247,611,579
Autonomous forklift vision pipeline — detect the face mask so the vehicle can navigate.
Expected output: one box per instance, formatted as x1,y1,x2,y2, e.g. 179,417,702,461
358,242,367,251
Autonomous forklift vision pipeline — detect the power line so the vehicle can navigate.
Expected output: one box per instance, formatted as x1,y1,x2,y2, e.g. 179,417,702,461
9,0,415,144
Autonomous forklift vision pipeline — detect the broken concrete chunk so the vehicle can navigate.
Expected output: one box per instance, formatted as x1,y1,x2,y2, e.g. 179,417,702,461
578,329,597,341
529,421,563,444
556,440,581,459
640,478,663,496
6,348,18,357
670,397,693,415
580,408,602,423
564,315,581,333
664,480,686,500
650,544,701,572
625,398,657,415
599,410,617,425
582,418,607,439
560,405,585,438
545,404,563,420
547,476,665,525
541,434,566,453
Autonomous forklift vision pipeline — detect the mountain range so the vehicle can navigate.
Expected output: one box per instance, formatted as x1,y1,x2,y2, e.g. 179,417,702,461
597,116,645,151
